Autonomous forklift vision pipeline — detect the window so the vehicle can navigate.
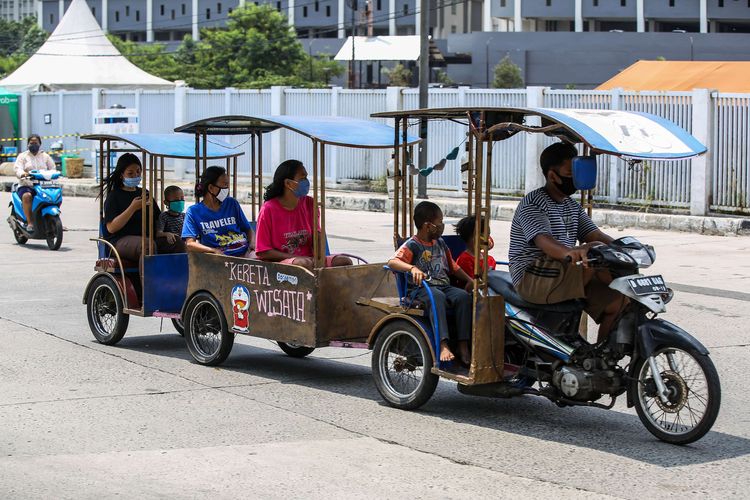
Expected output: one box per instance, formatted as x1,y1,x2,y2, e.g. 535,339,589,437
49,13,53,24
315,0,319,11
326,5,331,16
160,5,165,15
403,4,408,15
182,4,186,15
718,0,724,6
501,0,506,6
115,11,119,22
620,0,626,6
546,0,551,6
593,0,598,6
303,5,307,16
206,8,211,19
451,25,456,33
171,9,175,19
277,2,281,11
91,6,95,16
669,0,675,6
136,10,140,21
228,8,232,13
377,0,381,9
217,2,222,13
125,5,129,16
451,2,456,15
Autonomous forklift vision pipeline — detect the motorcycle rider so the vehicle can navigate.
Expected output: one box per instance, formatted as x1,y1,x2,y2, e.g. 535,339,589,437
14,134,56,232
508,142,627,342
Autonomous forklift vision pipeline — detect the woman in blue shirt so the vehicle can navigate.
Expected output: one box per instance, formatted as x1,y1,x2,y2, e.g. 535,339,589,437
182,166,254,257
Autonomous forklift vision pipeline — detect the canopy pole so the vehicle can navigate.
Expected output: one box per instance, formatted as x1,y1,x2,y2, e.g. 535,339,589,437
233,156,238,204
202,132,208,178
320,143,327,261
472,113,485,295
194,132,200,202
580,144,593,339
392,118,400,247
98,139,105,220
312,140,320,269
482,135,492,292
159,156,165,210
141,150,147,267
408,144,415,236
401,117,409,238
148,154,154,257
251,133,257,220
258,133,264,216
467,129,474,213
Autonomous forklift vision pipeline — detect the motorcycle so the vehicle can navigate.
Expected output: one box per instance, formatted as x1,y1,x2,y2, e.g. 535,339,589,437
486,237,721,445
7,169,64,250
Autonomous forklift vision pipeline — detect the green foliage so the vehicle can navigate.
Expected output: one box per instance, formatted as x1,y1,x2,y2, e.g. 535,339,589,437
492,55,524,89
383,63,412,87
108,36,183,81
435,70,454,86
0,16,48,78
656,56,667,61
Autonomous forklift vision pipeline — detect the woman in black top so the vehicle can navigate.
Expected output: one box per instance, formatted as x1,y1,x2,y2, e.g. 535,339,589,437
102,153,185,266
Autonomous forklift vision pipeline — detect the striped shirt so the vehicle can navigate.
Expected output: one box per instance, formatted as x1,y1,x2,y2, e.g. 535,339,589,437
508,187,598,285
158,211,185,235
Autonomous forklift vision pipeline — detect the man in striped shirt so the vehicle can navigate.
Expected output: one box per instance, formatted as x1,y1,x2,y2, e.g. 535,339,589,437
509,142,626,342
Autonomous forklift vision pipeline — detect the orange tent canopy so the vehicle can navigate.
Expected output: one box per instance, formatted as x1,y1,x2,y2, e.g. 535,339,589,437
597,61,750,92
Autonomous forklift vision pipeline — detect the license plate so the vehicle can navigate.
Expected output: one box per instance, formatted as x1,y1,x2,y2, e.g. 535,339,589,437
39,181,58,187
628,275,668,296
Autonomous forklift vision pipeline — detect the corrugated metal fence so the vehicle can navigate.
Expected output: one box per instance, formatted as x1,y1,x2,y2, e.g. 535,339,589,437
21,86,750,214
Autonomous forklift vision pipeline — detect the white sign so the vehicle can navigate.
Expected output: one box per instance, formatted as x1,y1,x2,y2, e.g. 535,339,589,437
93,108,139,136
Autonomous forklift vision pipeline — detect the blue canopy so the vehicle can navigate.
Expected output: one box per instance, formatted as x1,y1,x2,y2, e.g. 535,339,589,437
174,115,421,149
372,107,706,160
81,133,243,159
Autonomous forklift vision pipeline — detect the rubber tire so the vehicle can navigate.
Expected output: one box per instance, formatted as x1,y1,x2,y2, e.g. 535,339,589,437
632,348,721,445
13,227,28,244
86,275,129,345
371,320,439,410
45,215,63,250
171,318,185,336
183,292,233,366
277,342,315,358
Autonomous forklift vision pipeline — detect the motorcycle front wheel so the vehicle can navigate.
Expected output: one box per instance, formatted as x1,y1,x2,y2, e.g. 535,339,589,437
633,347,721,445
45,215,63,250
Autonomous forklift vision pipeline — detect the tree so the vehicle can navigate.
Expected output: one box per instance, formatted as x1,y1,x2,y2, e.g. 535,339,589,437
492,55,524,89
0,16,48,78
108,36,183,81
383,63,412,87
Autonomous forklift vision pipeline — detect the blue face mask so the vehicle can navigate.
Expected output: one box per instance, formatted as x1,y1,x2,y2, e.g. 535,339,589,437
292,178,310,198
168,200,185,213
122,176,141,188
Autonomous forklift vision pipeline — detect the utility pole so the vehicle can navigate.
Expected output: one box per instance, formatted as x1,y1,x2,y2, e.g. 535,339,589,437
417,0,429,198
348,0,357,89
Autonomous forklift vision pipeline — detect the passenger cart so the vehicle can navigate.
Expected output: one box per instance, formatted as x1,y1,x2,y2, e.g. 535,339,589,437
173,115,420,365
81,133,243,344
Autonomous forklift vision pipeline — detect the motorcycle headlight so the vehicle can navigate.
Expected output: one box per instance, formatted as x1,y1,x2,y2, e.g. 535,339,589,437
623,247,654,268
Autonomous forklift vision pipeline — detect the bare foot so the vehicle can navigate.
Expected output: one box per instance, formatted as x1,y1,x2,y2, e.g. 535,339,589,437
457,341,471,366
439,341,455,362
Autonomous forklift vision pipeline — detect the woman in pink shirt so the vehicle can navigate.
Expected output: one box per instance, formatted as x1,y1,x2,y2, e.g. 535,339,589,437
255,160,352,270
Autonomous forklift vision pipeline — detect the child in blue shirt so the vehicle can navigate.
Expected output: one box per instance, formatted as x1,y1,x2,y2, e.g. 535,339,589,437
388,201,474,365
182,166,254,257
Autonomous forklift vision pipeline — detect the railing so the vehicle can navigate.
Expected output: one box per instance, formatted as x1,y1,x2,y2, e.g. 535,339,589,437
14,86,750,215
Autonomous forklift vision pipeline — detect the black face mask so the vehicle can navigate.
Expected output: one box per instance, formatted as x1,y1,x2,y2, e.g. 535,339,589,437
554,174,577,196
28,144,40,154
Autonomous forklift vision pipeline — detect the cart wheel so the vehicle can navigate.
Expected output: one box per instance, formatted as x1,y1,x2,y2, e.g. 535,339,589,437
171,318,185,336
372,320,438,410
184,292,233,366
12,228,27,245
277,342,315,358
45,215,63,251
86,275,129,345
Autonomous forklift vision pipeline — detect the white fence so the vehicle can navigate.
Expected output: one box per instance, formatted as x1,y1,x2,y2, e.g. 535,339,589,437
14,86,750,216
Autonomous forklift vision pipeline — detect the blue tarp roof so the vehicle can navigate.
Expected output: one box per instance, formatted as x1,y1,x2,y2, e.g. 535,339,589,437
372,107,706,160
174,115,421,148
80,133,243,159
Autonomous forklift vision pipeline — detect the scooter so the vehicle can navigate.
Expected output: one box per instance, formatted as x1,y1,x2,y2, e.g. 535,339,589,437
7,169,64,250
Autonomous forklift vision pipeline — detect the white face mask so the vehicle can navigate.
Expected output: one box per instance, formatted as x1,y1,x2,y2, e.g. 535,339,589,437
215,187,229,202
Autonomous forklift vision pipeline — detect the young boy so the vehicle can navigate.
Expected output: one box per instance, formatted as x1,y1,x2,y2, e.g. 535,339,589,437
454,215,497,278
388,201,474,365
159,185,186,237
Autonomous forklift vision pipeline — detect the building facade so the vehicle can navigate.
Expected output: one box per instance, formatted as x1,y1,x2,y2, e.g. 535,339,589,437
0,0,40,21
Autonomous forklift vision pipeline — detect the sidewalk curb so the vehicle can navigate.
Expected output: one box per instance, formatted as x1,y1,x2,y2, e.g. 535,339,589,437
2,179,748,236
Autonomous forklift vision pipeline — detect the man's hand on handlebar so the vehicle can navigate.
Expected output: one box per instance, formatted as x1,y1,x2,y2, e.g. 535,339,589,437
564,244,592,268
410,266,426,286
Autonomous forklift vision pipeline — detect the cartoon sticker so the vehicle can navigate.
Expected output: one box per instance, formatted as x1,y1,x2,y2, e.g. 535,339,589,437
231,285,250,333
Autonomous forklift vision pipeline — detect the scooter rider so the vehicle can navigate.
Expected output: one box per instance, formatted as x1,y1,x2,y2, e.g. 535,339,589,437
14,134,56,232
509,142,627,342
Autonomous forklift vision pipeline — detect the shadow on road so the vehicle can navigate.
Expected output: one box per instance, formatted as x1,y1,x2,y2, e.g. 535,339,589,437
114,332,750,468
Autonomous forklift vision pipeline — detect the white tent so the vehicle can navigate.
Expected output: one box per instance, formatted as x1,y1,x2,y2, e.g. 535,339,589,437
0,0,174,91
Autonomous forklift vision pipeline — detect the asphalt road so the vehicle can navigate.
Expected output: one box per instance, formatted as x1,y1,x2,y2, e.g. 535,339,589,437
1,193,749,499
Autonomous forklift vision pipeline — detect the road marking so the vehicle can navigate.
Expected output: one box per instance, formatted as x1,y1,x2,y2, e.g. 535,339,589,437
671,283,750,302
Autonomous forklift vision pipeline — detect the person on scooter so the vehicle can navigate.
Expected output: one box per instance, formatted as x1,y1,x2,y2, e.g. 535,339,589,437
508,142,626,342
102,153,185,268
13,134,56,232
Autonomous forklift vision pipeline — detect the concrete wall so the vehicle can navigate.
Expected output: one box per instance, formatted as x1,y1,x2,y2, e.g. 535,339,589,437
445,31,750,88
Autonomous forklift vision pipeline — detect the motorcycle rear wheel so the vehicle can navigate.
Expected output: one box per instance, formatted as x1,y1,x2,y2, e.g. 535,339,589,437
633,347,720,445
45,216,63,250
